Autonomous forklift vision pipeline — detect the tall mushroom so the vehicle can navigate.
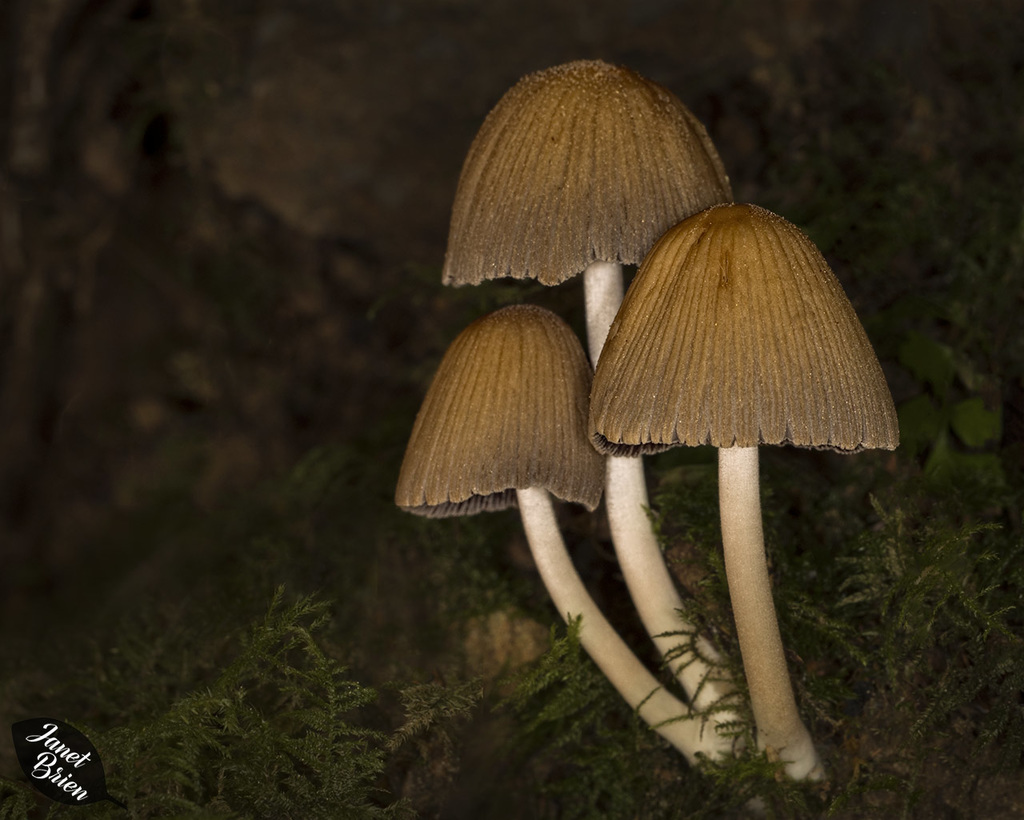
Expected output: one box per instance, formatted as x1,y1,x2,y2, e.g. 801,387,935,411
396,304,721,762
590,203,899,780
442,59,737,727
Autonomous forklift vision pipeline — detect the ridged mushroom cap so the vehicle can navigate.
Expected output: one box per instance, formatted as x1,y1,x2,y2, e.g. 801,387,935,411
396,304,604,517
590,203,899,455
442,59,733,287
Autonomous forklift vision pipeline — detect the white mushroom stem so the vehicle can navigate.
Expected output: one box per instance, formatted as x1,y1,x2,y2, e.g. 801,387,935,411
517,486,713,763
582,261,624,359
718,446,822,780
584,262,738,744
605,456,735,712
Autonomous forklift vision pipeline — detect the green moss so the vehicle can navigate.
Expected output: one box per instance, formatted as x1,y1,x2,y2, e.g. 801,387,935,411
1,591,410,819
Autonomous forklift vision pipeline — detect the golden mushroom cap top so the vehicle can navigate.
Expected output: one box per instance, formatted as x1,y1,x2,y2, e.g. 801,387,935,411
396,304,604,517
442,59,733,287
590,203,900,455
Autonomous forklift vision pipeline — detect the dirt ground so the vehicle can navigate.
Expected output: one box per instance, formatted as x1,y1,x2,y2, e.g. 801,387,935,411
2,0,1023,817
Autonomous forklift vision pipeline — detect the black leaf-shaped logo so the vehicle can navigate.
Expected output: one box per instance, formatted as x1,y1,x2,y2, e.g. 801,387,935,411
11,718,127,810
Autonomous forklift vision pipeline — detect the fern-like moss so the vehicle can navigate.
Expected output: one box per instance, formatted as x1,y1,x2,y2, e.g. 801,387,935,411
1,590,411,819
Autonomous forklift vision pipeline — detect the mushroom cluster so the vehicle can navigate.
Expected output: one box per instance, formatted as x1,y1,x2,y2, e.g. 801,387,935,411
396,59,898,781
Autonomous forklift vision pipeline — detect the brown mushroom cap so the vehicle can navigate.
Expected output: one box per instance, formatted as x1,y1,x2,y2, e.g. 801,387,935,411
442,59,733,287
590,203,900,455
396,304,604,517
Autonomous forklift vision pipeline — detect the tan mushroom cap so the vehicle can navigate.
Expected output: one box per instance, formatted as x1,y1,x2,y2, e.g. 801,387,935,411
396,304,604,517
590,203,900,455
442,59,733,287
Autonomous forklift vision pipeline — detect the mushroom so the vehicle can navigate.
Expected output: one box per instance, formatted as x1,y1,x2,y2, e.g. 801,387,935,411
442,59,731,291
396,304,720,762
442,59,737,728
590,203,899,779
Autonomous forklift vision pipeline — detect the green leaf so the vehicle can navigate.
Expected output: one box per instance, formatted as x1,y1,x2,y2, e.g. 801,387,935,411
924,431,1006,485
898,331,955,395
923,430,954,477
897,394,946,453
946,451,1006,485
949,397,1001,447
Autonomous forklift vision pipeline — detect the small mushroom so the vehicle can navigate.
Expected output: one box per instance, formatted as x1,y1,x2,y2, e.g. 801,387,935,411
590,203,899,779
396,303,603,518
396,304,720,762
441,59,737,731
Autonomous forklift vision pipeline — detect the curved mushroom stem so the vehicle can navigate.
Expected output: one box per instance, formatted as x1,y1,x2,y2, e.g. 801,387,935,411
584,262,738,749
718,446,823,780
605,457,736,715
517,486,714,763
